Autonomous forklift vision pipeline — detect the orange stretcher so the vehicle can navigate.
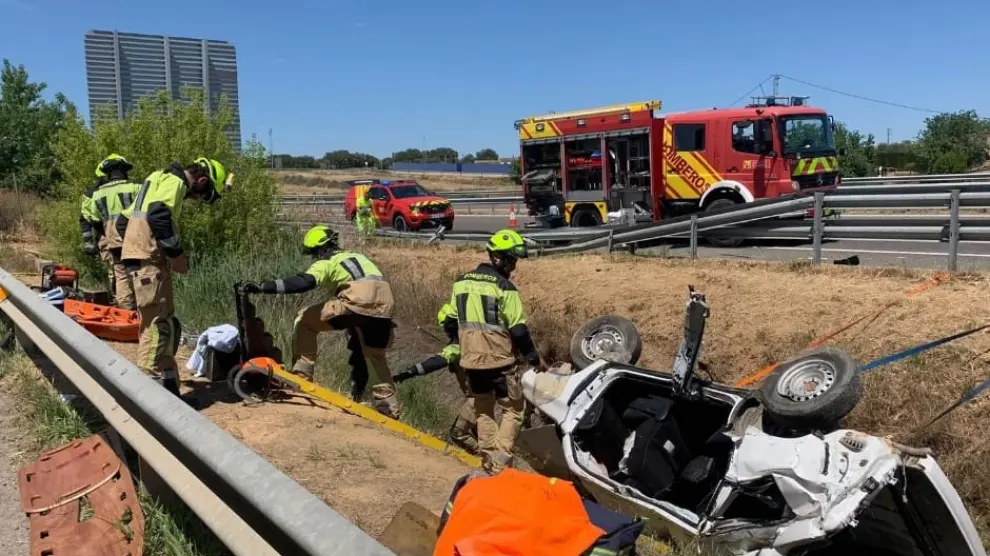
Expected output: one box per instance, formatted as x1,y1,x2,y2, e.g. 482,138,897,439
63,299,140,343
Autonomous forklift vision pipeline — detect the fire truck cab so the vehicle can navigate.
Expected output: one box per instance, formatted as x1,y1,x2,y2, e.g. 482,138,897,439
515,98,840,239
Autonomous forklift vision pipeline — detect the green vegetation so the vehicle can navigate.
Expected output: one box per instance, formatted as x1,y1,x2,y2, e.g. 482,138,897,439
37,88,279,284
274,147,504,169
0,60,70,195
0,351,226,556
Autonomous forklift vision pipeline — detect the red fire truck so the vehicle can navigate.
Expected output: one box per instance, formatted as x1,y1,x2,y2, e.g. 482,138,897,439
515,98,841,243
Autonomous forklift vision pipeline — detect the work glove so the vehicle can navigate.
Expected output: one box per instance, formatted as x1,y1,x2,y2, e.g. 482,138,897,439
83,243,99,259
240,282,261,294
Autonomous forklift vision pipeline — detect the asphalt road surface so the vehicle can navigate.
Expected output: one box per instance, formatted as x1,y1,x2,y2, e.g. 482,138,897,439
451,214,990,271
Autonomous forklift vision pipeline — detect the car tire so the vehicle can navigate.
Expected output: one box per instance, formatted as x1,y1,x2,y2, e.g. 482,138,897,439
393,215,409,232
569,315,643,370
759,347,863,431
704,198,744,248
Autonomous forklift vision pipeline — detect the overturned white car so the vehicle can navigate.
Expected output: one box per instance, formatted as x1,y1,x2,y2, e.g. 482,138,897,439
517,289,986,556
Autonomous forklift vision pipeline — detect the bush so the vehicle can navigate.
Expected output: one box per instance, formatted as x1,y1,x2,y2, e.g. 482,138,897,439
39,89,279,283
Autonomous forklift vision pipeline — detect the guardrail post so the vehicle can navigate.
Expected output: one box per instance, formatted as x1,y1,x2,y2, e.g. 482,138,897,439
607,230,614,253
812,192,824,265
948,188,961,272
689,215,698,260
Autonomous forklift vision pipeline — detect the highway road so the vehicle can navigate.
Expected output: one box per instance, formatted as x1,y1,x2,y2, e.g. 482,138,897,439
449,214,990,271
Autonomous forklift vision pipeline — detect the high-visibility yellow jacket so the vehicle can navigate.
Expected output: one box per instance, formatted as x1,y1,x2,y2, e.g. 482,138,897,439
448,263,539,370
118,165,189,263
80,178,140,251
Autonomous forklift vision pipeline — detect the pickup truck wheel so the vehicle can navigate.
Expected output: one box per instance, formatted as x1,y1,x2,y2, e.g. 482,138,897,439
570,315,643,370
759,347,863,431
392,215,409,232
704,198,744,248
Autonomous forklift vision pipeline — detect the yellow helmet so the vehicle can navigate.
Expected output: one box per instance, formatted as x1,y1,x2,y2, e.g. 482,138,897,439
302,225,340,253
95,154,132,178
194,157,230,204
486,229,528,259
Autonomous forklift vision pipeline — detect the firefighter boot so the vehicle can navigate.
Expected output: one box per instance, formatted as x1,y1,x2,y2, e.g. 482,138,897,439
161,369,200,409
370,384,402,420
291,358,315,381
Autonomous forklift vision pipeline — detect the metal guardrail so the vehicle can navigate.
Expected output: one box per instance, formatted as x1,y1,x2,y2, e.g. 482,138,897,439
0,272,395,556
843,172,990,185
377,189,990,271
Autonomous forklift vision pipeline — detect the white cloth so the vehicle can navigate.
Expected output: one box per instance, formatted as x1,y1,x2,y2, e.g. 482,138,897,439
186,324,240,377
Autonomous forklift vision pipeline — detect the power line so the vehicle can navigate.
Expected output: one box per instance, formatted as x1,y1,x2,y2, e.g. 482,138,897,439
777,74,944,114
727,75,773,107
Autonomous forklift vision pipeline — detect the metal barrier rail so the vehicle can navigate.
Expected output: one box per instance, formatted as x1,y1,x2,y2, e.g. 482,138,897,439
375,189,990,271
843,172,990,185
0,272,395,556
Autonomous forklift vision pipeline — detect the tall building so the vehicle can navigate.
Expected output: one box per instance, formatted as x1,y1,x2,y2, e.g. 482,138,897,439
84,30,242,151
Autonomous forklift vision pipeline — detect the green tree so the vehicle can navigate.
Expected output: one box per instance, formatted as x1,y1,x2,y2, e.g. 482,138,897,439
392,149,423,163
321,150,379,169
41,88,279,280
916,110,990,173
474,148,499,161
875,141,920,171
277,154,320,168
459,153,476,164
834,123,876,178
0,59,69,195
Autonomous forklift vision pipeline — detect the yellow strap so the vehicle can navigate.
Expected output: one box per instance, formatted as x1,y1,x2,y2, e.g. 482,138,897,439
270,367,482,468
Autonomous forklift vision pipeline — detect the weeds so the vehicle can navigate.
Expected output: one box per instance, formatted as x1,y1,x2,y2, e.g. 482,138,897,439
0,352,227,555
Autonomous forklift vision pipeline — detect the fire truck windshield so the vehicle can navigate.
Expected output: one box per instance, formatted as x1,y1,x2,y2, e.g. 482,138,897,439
779,115,836,155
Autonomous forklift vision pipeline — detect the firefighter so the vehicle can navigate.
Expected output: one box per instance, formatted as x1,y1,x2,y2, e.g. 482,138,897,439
117,158,230,405
354,189,376,237
448,229,541,473
80,154,139,309
397,303,478,454
240,225,402,419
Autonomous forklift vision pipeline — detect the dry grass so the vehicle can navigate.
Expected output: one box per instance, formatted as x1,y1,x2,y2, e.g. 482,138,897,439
276,169,516,195
0,190,39,235
366,242,990,538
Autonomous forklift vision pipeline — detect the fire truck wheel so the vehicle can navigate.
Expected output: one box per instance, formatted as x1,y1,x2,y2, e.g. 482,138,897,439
392,215,409,232
569,208,602,228
704,198,744,248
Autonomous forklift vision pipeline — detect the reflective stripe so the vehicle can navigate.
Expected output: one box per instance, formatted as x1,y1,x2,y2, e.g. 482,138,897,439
163,369,178,380
415,363,425,375
341,257,365,280
482,295,499,326
158,236,179,249
275,279,286,293
119,191,134,211
458,321,507,333
130,178,152,219
95,197,110,222
82,230,94,240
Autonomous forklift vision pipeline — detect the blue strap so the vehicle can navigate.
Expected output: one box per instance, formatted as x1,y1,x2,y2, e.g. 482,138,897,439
923,378,990,428
858,325,989,373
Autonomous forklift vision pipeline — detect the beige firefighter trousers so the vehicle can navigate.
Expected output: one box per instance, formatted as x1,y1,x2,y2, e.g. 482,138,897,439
292,302,401,416
468,365,524,473
130,261,179,380
100,248,136,310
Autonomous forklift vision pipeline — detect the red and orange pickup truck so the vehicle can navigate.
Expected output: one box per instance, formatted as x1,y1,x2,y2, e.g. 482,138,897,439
345,180,455,232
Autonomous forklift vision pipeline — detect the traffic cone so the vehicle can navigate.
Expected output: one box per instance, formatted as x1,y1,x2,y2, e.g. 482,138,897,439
508,205,517,228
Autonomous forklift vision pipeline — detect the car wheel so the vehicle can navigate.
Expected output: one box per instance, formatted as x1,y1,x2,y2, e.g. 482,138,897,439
569,315,643,370
759,347,863,431
704,198,744,248
393,215,409,232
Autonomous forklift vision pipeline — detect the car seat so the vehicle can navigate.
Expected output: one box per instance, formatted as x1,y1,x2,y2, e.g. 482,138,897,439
620,395,693,498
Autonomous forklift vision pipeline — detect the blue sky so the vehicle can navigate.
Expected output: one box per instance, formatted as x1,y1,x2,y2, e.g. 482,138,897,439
1,0,987,158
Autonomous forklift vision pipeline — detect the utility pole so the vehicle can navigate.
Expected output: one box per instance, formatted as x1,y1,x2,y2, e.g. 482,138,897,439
886,127,892,144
